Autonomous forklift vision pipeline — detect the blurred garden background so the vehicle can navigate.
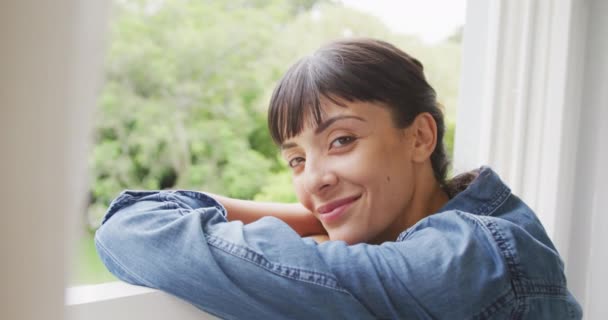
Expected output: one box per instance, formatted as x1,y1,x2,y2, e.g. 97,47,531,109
72,0,464,285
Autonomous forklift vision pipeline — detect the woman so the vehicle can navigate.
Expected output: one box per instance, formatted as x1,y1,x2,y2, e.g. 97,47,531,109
96,38,582,319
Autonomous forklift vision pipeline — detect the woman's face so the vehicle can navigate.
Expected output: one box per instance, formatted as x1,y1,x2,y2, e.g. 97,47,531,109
280,99,419,244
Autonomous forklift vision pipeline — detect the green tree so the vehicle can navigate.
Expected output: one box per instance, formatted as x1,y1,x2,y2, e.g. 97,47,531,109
88,0,462,228
78,0,463,284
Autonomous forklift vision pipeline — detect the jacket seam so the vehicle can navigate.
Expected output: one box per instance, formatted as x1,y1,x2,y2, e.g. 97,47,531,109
469,215,574,319
102,193,137,224
473,184,511,216
472,288,516,320
94,235,156,288
480,217,526,280
205,234,351,294
165,190,228,217
468,214,522,319
514,280,570,297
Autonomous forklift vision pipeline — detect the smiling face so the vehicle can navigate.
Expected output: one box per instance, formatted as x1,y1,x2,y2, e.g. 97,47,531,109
281,99,426,244
269,38,450,244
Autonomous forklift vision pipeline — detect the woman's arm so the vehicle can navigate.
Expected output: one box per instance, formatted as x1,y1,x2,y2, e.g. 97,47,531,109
96,190,509,318
206,193,326,237
95,190,375,318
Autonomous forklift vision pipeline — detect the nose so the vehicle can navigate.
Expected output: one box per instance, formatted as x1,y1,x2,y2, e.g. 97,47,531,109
303,155,338,195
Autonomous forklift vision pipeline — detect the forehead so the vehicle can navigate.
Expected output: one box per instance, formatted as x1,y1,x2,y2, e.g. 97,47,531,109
310,99,391,127
280,100,391,145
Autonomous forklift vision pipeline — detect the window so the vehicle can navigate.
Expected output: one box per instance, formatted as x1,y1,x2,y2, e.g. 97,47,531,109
74,0,467,286
3,0,602,319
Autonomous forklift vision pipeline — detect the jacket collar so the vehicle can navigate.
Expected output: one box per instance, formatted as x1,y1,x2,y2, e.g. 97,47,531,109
438,166,512,216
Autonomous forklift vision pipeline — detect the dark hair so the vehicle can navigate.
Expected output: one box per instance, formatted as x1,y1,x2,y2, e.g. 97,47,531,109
267,38,450,186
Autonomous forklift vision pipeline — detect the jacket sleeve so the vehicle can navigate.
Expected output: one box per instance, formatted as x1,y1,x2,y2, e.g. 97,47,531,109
95,190,510,319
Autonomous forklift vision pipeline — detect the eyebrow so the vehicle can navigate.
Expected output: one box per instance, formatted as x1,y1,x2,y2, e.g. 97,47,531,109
280,115,366,150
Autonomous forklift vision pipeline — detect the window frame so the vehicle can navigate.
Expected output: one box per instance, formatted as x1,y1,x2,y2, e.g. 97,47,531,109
60,0,602,318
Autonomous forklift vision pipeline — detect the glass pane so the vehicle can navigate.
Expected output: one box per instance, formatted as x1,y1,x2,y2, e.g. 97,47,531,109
72,0,466,285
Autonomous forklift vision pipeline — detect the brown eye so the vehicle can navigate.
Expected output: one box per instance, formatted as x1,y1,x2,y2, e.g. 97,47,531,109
330,136,356,149
288,157,305,168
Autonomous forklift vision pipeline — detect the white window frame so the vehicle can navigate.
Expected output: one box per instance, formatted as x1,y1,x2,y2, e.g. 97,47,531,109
456,0,606,318
455,0,586,244
66,282,218,319
2,1,604,320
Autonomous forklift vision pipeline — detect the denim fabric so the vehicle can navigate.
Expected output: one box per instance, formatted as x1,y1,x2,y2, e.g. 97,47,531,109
95,167,582,319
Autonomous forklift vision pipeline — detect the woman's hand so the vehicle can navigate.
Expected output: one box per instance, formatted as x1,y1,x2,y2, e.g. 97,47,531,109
206,193,326,237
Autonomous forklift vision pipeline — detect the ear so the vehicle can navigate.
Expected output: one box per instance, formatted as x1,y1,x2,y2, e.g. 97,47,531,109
410,113,438,163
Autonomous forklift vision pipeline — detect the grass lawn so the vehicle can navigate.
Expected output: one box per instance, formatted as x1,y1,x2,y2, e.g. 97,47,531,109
70,231,117,285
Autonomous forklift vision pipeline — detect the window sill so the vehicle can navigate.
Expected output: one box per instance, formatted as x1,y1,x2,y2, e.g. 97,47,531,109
66,282,218,320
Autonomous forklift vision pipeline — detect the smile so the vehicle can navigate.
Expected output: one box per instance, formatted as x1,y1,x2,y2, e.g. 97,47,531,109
317,194,361,224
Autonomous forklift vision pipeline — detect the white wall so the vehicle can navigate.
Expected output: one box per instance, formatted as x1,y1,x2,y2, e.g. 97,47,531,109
563,0,608,317
457,0,607,318
0,1,108,320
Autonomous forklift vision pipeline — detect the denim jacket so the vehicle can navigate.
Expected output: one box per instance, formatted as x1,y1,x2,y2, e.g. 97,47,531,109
95,167,582,319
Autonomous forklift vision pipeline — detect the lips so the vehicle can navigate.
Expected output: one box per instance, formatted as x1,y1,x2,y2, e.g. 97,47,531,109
316,195,361,214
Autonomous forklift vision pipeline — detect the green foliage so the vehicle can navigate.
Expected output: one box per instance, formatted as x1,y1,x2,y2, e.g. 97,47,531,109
71,232,117,285
88,0,461,230
254,169,298,203
80,0,463,285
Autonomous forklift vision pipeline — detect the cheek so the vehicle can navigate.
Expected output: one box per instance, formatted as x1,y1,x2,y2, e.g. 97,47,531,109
346,146,391,186
293,178,314,212
338,143,377,175
381,164,415,210
366,145,413,204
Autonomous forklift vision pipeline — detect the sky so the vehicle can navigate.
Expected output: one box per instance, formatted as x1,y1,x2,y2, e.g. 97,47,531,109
340,0,467,44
